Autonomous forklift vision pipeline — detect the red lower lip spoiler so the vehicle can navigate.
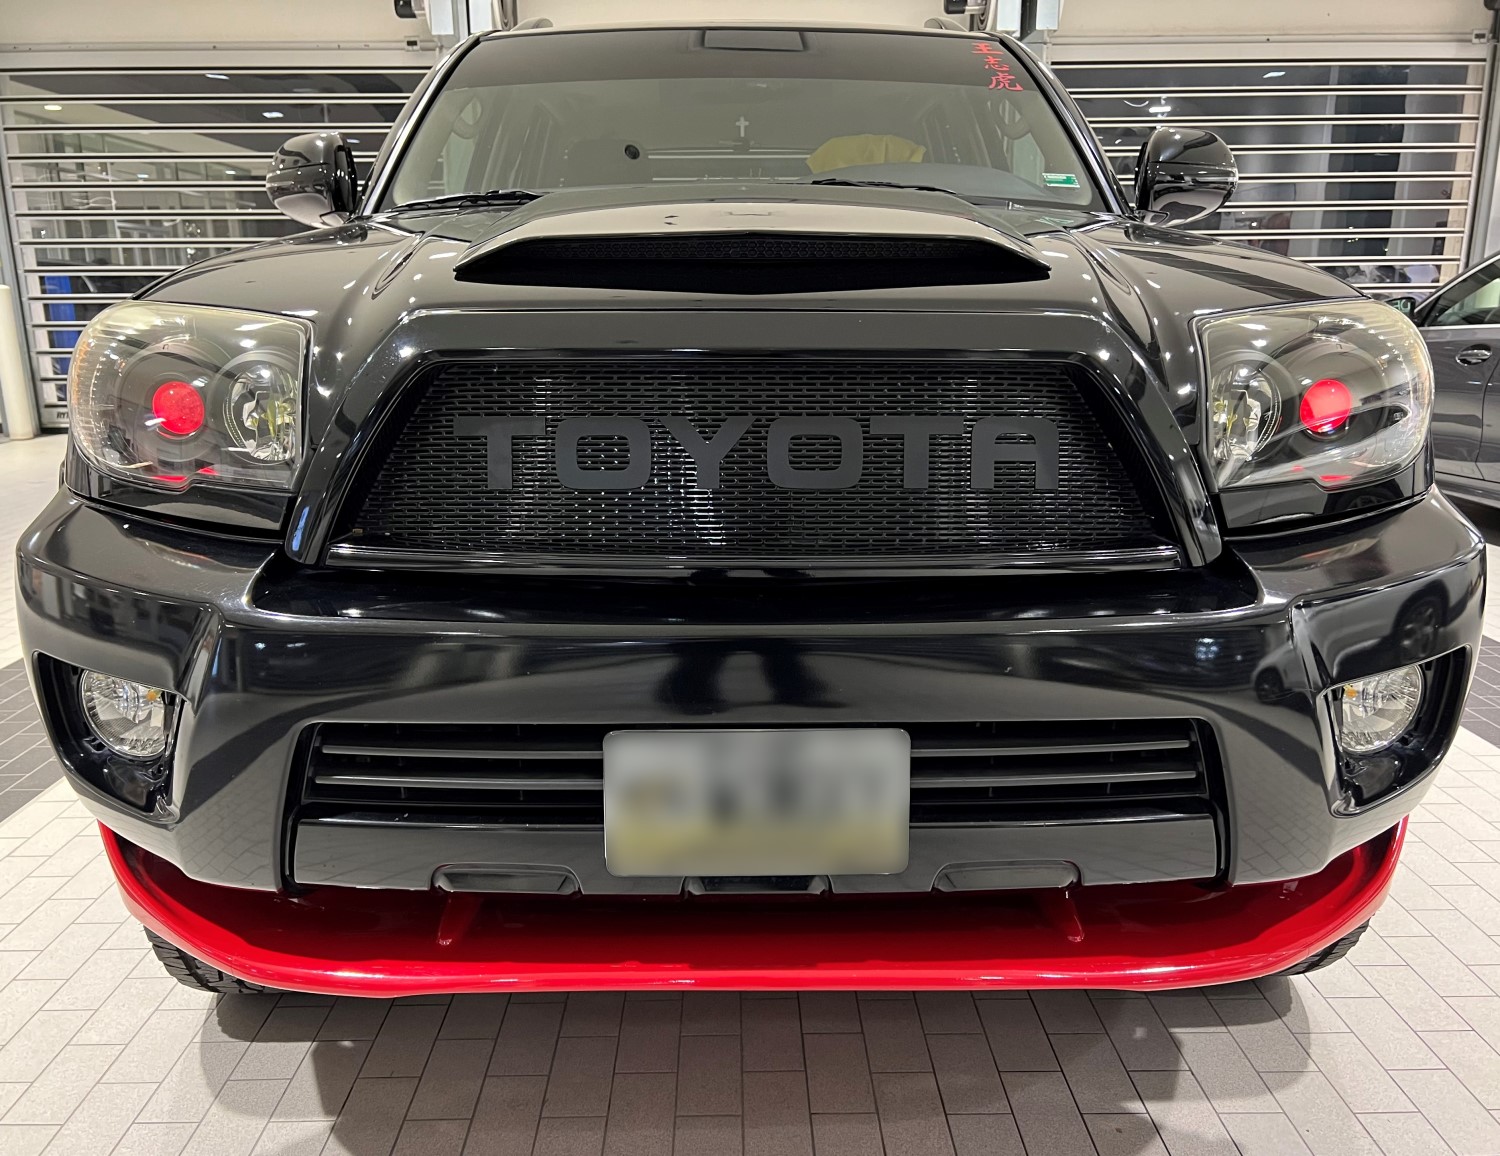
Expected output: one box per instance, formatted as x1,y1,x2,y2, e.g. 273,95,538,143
101,822,1404,995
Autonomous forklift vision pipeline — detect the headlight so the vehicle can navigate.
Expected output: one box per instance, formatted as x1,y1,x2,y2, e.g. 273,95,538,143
1200,300,1432,491
68,302,307,491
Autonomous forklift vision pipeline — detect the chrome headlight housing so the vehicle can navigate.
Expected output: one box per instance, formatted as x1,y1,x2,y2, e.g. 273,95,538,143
69,302,308,491
1200,300,1433,491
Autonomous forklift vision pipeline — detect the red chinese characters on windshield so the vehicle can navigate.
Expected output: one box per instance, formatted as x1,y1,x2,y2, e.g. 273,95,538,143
973,42,1025,91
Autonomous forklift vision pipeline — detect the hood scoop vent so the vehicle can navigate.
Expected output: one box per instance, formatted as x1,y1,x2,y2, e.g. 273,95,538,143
455,231,1048,293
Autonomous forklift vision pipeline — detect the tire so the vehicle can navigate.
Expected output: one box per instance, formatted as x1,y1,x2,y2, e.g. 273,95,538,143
1273,921,1369,976
145,928,281,995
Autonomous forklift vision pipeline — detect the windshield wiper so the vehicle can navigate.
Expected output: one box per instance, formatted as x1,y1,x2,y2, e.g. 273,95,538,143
390,189,547,212
804,177,964,198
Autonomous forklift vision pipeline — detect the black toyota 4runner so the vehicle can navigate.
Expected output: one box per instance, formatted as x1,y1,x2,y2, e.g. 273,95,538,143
18,22,1483,995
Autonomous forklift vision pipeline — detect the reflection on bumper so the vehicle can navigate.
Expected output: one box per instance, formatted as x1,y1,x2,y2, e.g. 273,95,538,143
103,820,1405,995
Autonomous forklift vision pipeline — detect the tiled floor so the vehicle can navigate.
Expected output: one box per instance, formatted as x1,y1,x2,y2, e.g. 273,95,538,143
3,441,1500,1154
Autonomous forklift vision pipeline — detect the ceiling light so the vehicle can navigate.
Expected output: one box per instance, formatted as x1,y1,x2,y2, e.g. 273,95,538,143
262,111,284,119
43,103,62,112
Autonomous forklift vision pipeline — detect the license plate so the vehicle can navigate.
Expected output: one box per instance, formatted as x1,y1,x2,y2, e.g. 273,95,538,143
603,729,910,877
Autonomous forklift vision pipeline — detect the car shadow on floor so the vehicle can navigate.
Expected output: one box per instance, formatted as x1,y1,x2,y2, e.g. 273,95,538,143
183,979,1331,1156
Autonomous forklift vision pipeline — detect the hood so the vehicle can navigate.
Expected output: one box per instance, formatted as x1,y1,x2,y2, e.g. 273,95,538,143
142,181,1359,437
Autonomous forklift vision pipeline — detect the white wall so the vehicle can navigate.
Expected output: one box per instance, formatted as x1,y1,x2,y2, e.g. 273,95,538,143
2,0,1489,48
1053,0,1488,42
0,0,418,47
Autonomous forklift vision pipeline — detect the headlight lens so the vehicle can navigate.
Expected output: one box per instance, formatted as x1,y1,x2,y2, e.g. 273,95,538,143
1200,300,1432,490
68,302,307,491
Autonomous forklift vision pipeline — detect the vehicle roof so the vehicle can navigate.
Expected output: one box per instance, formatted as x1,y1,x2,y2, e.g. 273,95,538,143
479,21,992,40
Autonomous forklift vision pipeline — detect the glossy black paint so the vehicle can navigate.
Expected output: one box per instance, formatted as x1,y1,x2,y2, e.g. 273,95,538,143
16,488,1483,892
17,24,1487,907
265,132,361,230
1134,127,1239,228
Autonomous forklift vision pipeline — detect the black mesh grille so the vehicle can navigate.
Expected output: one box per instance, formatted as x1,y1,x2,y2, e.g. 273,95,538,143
344,358,1165,564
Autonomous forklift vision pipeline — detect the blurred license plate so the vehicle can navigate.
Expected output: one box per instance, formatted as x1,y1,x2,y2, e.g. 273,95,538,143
603,729,909,877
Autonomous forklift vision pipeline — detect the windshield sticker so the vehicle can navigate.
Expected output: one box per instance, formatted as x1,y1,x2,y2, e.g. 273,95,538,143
972,42,1025,91
1043,173,1081,188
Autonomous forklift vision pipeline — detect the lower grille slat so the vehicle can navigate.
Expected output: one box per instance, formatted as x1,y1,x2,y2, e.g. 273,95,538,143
296,720,1216,830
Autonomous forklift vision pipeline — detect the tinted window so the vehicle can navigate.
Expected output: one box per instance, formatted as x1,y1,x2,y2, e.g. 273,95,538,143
1425,262,1500,327
383,29,1105,211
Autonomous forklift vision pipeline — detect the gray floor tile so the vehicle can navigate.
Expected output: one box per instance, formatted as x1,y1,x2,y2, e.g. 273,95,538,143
1269,1071,1383,1156
270,1039,370,1122
809,1112,883,1156
463,1075,546,1156
1130,1070,1239,1156
927,1033,1006,1115
946,1113,1026,1156
319,1076,416,1156
1219,1112,1316,1156
742,998,803,1072
543,1035,618,1118
392,1117,470,1156
674,1115,740,1156
439,993,509,1040
563,992,625,1037
615,998,680,1073
977,998,1057,1072
915,992,981,1035
677,1034,742,1117
1391,1068,1500,1155
804,1033,875,1114
798,992,859,1035
1001,1071,1095,1156
359,1002,444,1078
743,1071,812,1156
872,1072,956,1156
1050,1033,1141,1115
535,1115,607,1156
682,993,740,1037
1031,992,1102,1034
408,1037,494,1120
602,1071,675,1156
489,999,564,1076
1085,1113,1167,1156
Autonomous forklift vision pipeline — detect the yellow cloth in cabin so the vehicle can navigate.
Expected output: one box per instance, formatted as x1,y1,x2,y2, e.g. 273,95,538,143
806,135,927,174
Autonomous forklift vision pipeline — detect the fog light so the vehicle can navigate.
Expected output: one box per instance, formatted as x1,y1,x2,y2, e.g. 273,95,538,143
79,672,169,759
1335,666,1424,754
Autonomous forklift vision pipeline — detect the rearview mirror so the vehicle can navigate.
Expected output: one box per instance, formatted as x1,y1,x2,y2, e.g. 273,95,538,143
1135,127,1238,228
267,132,360,228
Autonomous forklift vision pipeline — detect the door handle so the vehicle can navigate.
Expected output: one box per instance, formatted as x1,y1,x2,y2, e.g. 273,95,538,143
1457,344,1493,365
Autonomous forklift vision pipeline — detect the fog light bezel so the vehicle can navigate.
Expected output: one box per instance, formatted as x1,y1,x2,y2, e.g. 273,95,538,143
1326,650,1467,813
35,656,180,814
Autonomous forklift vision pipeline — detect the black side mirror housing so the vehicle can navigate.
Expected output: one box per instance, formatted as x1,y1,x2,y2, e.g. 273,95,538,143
1135,127,1238,228
267,132,360,228
1383,295,1421,318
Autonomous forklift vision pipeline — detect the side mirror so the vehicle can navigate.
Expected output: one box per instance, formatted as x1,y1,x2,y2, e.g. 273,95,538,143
267,132,359,228
1383,295,1421,318
1135,127,1238,228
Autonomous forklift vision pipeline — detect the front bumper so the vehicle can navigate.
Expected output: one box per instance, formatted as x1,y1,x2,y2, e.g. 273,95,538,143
16,486,1484,984
104,819,1405,993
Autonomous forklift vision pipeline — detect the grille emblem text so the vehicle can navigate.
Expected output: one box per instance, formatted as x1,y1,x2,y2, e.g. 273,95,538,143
468,416,1060,492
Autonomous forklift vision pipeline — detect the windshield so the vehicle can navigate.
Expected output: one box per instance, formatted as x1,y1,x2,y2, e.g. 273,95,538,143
381,28,1107,212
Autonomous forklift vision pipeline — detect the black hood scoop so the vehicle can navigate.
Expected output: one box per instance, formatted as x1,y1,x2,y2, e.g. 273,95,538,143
451,186,1051,294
